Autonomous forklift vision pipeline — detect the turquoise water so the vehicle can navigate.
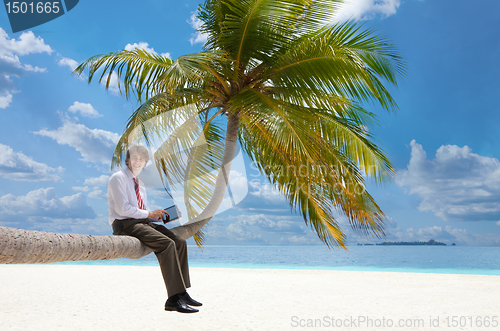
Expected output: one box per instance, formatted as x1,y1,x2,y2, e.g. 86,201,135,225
57,245,500,276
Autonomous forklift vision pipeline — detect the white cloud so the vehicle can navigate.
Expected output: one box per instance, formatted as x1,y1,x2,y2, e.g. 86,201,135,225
226,224,264,241
88,188,106,199
124,42,171,59
84,175,109,186
33,115,120,165
230,214,305,233
215,170,250,212
58,57,78,71
203,214,309,244
280,235,319,245
125,41,155,53
397,140,500,222
0,187,96,219
227,170,249,200
333,0,401,22
0,28,52,108
0,143,63,182
68,101,102,118
100,72,121,95
0,93,13,108
0,29,53,55
96,42,170,97
57,55,86,81
73,184,107,199
72,186,90,192
249,180,286,203
19,64,46,73
188,11,208,46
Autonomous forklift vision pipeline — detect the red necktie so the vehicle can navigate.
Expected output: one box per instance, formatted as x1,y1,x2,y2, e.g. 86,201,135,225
133,178,145,210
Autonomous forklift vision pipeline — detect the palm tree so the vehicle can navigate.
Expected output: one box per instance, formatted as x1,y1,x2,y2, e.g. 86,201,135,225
0,0,404,264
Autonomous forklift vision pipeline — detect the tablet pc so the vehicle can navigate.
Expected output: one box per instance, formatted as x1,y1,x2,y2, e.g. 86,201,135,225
163,205,180,223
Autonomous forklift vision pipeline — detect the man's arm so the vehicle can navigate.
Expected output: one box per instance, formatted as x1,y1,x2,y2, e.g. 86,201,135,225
136,180,168,221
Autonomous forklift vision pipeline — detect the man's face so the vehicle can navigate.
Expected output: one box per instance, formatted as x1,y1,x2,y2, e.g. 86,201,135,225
128,151,147,174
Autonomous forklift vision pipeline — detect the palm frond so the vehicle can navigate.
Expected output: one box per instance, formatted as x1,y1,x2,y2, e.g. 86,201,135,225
154,120,226,248
74,48,172,101
201,0,312,67
111,91,204,168
180,121,226,219
236,89,389,246
155,51,231,95
267,21,406,111
74,48,229,102
293,0,343,33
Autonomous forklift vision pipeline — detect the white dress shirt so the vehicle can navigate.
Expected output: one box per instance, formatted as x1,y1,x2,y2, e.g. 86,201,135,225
107,167,149,224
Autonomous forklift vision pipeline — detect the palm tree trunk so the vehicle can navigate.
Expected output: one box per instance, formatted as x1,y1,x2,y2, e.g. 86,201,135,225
0,225,152,263
0,114,239,264
170,113,240,240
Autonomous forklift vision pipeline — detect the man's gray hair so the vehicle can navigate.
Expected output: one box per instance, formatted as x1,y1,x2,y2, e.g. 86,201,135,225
125,145,150,165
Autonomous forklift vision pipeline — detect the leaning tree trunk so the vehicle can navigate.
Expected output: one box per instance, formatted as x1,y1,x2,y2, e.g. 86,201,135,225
169,113,239,240
0,226,153,263
0,114,240,264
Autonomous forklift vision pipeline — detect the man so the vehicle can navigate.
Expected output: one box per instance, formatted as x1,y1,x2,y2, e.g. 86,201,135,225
108,145,201,313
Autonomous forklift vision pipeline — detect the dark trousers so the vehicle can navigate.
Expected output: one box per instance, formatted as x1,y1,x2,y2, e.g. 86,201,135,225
113,219,191,297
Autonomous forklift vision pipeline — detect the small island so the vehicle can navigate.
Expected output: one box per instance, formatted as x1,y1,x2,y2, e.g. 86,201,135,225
377,239,446,246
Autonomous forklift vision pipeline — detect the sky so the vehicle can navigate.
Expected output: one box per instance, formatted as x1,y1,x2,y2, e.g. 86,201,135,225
1,0,500,247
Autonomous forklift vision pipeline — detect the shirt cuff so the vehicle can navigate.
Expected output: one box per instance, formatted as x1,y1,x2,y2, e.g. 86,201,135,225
139,209,149,219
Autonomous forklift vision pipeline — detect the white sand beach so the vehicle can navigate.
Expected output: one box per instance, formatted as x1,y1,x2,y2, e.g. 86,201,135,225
0,265,499,330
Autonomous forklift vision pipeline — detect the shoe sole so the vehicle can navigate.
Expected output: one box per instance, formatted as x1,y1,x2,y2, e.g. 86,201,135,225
165,306,199,313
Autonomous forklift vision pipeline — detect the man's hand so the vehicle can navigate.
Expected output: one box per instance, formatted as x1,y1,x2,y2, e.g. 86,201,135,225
148,209,168,220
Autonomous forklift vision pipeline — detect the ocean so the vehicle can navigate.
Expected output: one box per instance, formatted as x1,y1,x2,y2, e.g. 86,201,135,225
59,245,500,276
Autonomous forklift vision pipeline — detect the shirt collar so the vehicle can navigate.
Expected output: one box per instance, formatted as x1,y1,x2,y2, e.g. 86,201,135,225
123,167,137,180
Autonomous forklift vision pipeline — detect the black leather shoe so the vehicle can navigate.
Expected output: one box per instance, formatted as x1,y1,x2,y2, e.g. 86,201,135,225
165,299,199,313
179,292,203,306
